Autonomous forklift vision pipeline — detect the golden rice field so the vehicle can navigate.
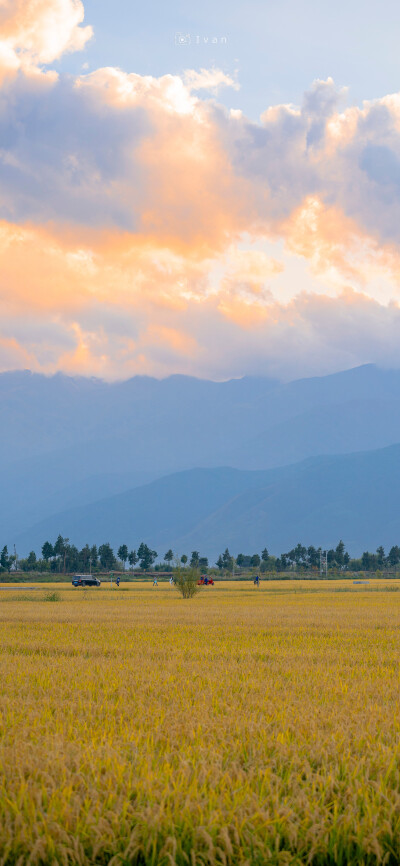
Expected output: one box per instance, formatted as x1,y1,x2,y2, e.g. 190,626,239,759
1,579,400,865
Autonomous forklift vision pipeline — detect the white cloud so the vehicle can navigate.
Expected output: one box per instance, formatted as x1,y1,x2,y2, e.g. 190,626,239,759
183,67,239,93
0,0,92,77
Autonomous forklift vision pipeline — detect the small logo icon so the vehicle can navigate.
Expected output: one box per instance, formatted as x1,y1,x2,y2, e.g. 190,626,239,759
175,32,191,45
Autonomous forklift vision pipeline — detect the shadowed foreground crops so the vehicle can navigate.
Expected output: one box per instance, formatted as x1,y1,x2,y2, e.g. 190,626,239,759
1,581,400,865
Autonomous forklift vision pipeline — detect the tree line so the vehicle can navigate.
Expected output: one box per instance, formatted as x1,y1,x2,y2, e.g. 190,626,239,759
1,536,400,574
0,537,209,574
218,541,400,573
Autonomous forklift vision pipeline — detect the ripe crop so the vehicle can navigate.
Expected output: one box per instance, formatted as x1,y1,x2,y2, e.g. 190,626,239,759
0,581,400,864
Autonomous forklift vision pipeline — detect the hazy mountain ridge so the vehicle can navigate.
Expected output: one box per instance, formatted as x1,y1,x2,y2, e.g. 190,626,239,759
3,364,400,555
12,443,400,560
3,364,400,473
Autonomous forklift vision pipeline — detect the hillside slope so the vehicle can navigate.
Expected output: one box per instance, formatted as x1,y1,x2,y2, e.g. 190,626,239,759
4,364,400,548
13,443,400,560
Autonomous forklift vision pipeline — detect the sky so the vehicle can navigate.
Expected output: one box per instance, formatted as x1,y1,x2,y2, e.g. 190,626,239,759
1,0,400,381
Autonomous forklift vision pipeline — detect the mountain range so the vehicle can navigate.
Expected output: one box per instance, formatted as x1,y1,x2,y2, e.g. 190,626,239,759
11,445,400,560
2,364,400,558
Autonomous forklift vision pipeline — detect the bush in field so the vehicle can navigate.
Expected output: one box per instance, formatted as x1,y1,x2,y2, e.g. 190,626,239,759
43,591,61,602
174,567,200,598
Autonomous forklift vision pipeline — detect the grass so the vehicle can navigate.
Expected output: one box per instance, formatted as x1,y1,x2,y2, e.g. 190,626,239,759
0,580,400,864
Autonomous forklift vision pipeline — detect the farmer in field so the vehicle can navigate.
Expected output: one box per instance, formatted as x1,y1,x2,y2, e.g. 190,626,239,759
153,576,158,586
254,574,260,587
116,576,120,587
169,576,174,588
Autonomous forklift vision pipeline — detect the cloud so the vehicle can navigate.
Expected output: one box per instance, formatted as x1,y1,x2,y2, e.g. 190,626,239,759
183,67,239,93
0,0,92,78
1,2,400,380
2,234,400,380
4,68,400,262
219,79,400,251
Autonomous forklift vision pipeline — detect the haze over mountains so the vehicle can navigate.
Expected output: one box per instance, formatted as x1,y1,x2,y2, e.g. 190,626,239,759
2,364,400,558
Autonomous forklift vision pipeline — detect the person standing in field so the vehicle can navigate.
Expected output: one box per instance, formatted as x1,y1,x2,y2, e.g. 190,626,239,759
254,574,260,588
169,576,174,588
153,577,158,586
116,576,120,587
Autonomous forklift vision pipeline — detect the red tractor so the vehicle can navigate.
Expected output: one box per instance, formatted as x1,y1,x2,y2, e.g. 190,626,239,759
197,576,215,586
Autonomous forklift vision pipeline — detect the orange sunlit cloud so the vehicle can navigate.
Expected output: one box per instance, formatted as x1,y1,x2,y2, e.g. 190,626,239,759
2,0,400,379
0,0,92,73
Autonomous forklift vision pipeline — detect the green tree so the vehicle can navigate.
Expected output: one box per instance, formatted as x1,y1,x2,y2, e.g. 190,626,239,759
53,535,69,573
164,549,174,565
128,549,138,569
0,545,10,572
261,548,269,562
376,546,386,568
90,545,98,570
63,538,70,573
118,544,128,569
335,540,346,567
41,541,54,562
190,551,200,568
216,549,234,572
388,545,400,567
222,548,233,570
53,535,64,556
79,544,91,572
277,553,289,572
292,544,307,567
180,554,188,566
250,554,261,568
199,556,208,571
307,546,319,568
137,542,157,570
237,554,252,568
99,543,116,570
53,534,65,572
361,551,376,571
327,549,336,568
66,545,79,573
26,551,37,572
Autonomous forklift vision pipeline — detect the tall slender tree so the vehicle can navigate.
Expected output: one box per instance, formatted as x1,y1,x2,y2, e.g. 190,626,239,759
118,544,128,570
